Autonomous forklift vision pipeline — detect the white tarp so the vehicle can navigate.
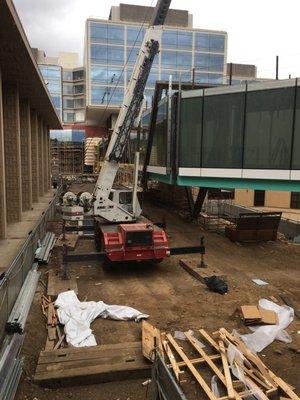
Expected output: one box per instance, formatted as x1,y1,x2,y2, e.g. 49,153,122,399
55,290,149,347
240,298,294,353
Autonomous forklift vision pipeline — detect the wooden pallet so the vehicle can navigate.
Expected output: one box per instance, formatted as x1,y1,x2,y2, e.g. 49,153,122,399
34,341,151,387
179,259,226,284
143,323,300,400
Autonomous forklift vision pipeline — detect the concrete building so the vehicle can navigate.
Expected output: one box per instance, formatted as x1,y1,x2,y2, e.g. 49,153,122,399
0,1,61,246
84,3,228,128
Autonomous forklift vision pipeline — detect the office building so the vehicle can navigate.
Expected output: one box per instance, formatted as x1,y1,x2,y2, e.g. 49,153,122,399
84,3,228,127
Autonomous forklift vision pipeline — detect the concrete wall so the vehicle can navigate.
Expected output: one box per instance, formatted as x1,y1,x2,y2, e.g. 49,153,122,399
234,189,254,207
265,191,291,208
0,72,52,239
234,189,293,209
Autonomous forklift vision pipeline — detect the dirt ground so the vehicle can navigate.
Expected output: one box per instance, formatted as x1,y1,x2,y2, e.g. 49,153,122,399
16,200,300,400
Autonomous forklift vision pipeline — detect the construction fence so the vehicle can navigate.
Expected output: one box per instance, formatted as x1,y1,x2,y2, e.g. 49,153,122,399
0,188,62,346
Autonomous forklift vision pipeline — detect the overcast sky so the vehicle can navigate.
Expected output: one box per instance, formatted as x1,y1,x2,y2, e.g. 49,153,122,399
14,0,300,79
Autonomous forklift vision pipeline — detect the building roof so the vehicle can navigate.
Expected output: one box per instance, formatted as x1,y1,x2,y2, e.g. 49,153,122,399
0,0,62,129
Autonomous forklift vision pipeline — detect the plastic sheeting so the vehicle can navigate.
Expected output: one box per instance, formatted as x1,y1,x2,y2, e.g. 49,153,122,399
240,299,294,353
55,290,149,347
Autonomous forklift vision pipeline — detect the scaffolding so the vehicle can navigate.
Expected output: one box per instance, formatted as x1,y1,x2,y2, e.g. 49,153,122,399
51,140,84,177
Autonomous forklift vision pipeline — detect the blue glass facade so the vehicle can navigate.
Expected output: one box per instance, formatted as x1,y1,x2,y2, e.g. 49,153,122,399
39,65,62,119
86,20,227,108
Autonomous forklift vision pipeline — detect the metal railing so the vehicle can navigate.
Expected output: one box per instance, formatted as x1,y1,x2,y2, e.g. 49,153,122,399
0,188,62,345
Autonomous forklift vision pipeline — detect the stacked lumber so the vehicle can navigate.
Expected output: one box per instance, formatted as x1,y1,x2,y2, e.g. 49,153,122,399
142,321,300,400
41,296,65,350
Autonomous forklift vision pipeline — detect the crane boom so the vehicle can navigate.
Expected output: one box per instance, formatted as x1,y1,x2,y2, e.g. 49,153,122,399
93,0,171,223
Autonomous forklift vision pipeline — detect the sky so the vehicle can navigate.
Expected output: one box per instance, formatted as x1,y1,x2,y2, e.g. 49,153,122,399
14,0,300,79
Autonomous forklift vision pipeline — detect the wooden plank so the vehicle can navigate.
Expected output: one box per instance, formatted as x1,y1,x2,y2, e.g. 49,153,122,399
166,333,217,400
219,339,235,400
201,330,275,393
179,259,226,284
47,270,78,296
34,341,150,387
39,341,142,359
219,329,277,388
45,339,54,351
199,329,220,351
54,334,66,350
171,354,221,369
142,320,163,361
47,304,54,326
161,334,185,383
48,326,57,341
184,331,243,400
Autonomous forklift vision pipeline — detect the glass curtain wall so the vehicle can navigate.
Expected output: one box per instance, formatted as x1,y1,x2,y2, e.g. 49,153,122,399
178,82,299,171
149,99,168,166
88,20,227,108
39,65,62,119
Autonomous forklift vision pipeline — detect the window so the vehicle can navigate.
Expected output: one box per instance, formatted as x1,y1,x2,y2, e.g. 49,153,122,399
90,44,107,62
244,87,294,169
91,87,108,105
127,26,145,45
292,86,300,169
161,51,177,69
202,92,245,168
107,46,124,65
150,100,167,166
107,24,124,45
162,30,177,48
75,110,85,122
107,67,124,85
91,86,124,105
162,30,193,50
73,70,84,80
195,33,225,53
254,190,265,206
194,54,224,72
39,65,61,80
91,66,107,84
291,192,300,209
63,112,74,123
74,98,85,108
74,84,84,94
63,98,74,108
63,70,73,81
195,33,210,52
63,83,73,95
210,35,225,52
177,52,192,69
127,47,139,65
177,31,192,50
90,22,107,42
180,97,202,167
109,87,124,105
52,95,62,108
47,81,61,93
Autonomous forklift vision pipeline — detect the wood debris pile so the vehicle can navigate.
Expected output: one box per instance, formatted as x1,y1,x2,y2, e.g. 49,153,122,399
142,321,299,400
41,295,65,351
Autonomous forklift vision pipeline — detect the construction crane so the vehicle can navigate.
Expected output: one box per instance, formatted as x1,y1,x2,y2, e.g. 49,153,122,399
63,0,205,263
88,0,172,262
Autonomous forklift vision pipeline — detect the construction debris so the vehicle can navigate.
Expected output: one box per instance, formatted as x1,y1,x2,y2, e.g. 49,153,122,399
142,322,300,400
179,259,227,285
6,263,41,334
54,290,149,347
36,232,56,264
240,299,294,353
240,305,279,325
